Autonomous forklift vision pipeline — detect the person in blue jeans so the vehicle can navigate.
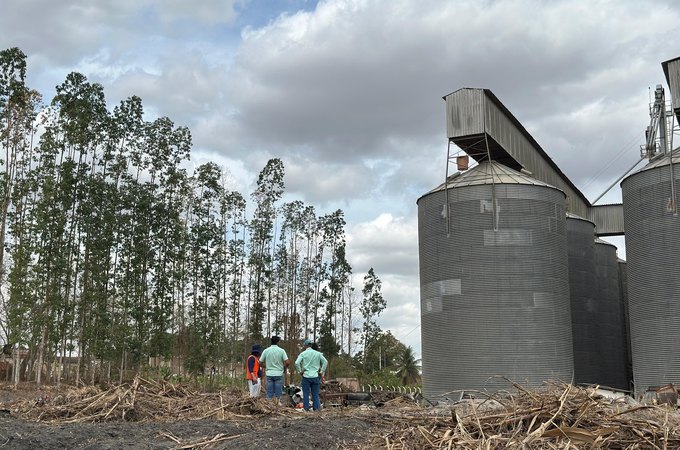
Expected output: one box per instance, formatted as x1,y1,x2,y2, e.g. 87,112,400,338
295,339,328,412
258,336,290,401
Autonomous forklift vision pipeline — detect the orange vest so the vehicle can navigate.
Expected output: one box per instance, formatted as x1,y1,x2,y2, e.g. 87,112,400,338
245,355,260,380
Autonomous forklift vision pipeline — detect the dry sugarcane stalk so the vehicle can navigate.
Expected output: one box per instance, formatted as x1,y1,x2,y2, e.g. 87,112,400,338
219,391,225,420
173,433,245,449
159,431,181,444
522,383,571,445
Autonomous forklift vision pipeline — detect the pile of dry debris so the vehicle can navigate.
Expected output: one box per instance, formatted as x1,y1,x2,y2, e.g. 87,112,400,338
363,382,680,449
8,377,283,423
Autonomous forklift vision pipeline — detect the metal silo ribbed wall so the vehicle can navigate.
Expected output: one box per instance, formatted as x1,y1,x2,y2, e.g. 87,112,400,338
566,217,598,385
618,260,633,390
418,183,573,399
621,161,680,396
594,240,628,390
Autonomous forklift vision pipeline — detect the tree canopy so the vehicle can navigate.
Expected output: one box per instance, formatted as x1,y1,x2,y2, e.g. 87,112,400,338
0,47,417,387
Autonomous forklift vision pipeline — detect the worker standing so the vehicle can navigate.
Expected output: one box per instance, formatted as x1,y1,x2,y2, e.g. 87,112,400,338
246,344,263,397
295,339,328,412
259,336,290,401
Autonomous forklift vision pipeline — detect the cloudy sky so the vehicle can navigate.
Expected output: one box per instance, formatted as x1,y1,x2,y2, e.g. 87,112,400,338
3,0,679,356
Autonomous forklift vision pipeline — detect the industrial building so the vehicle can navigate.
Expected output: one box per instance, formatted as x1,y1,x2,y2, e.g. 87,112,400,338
418,56,680,400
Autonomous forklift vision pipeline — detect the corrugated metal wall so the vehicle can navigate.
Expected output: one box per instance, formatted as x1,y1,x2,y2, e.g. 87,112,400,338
445,89,485,138
621,155,680,396
617,260,633,391
594,240,628,390
566,217,598,385
664,57,680,116
588,204,625,236
418,179,573,399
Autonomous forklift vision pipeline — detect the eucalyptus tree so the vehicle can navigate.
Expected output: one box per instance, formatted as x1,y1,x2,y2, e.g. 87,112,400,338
297,205,317,338
183,162,223,373
360,267,386,370
271,241,288,337
223,190,246,372
106,95,147,381
212,171,246,367
317,210,351,359
341,282,358,356
0,47,40,283
143,117,191,372
47,72,110,384
247,159,284,343
276,200,305,345
0,48,41,364
5,142,41,383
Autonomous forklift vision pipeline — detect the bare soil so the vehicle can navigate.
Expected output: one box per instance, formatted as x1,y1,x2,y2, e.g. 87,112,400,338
0,415,375,449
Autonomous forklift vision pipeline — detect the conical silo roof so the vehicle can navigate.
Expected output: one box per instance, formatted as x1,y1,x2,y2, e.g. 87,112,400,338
424,161,560,197
628,147,680,176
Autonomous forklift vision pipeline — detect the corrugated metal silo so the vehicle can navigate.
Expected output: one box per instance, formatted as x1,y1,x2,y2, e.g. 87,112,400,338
618,259,633,391
418,161,573,399
621,149,680,396
593,238,627,390
566,215,598,385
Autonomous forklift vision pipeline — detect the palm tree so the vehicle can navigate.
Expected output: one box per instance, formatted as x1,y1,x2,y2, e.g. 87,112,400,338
396,346,421,386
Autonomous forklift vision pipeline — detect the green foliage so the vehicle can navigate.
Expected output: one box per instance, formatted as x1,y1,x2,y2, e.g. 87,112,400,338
247,158,285,342
359,368,401,387
324,352,354,378
0,48,379,387
360,268,386,371
183,327,208,376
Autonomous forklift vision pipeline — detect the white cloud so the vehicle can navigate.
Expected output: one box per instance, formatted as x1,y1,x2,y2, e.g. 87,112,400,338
150,0,242,26
347,213,418,277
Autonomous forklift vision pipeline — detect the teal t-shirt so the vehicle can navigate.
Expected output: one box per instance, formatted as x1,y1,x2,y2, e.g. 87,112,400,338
259,345,289,377
295,348,328,378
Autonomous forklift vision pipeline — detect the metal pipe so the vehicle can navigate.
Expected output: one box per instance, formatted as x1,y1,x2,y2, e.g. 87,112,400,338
445,140,452,237
592,157,645,205
668,114,677,215
670,151,677,215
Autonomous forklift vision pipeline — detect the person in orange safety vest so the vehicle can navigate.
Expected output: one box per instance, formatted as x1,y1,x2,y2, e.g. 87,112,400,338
246,344,263,397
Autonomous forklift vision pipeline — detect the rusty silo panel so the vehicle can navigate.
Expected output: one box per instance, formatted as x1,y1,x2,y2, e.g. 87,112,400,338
621,150,680,397
418,162,573,399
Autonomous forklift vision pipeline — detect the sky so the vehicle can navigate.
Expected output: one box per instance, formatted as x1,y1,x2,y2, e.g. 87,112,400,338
2,0,679,357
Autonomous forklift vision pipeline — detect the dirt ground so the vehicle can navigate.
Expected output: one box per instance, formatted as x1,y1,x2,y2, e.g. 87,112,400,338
0,415,376,449
0,383,385,449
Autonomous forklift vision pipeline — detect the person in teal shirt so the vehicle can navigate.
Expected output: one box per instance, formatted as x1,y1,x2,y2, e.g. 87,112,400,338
259,336,289,400
295,339,328,412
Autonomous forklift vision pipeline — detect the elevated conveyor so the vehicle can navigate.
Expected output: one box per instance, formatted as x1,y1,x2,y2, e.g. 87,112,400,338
444,88,624,235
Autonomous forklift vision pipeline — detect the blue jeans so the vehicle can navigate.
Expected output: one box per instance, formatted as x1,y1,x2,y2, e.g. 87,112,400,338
301,376,321,411
266,375,283,399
